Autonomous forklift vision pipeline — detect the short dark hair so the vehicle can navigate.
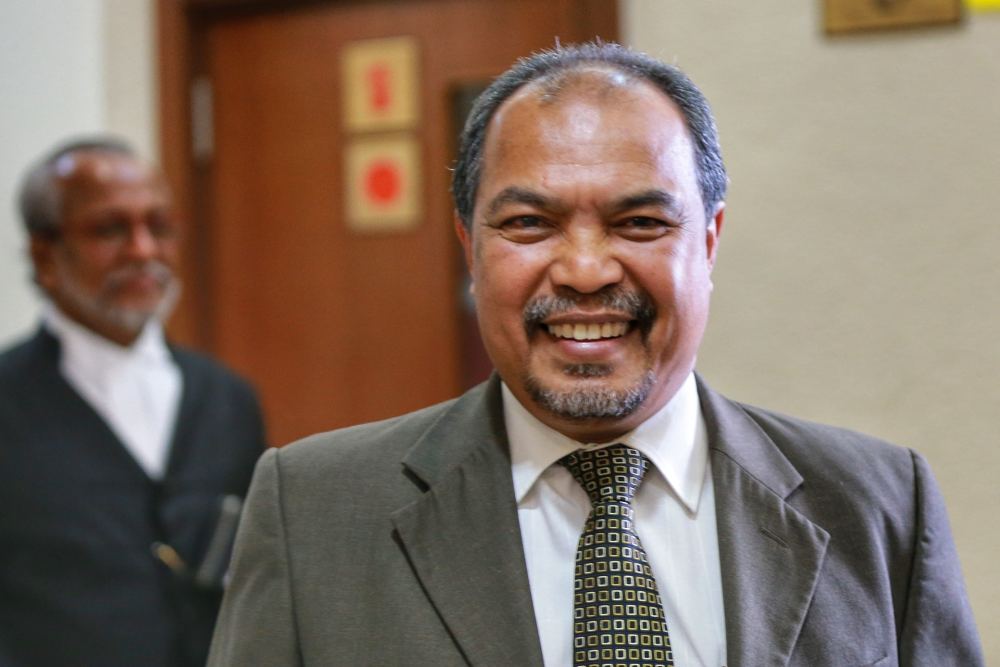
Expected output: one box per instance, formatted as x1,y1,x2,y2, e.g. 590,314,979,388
451,42,727,229
18,135,136,238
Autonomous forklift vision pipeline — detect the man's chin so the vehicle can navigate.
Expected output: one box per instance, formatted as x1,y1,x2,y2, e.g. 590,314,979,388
522,370,655,422
110,280,180,325
104,306,157,335
89,281,181,339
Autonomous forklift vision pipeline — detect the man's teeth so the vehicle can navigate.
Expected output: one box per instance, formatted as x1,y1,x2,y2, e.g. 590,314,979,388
546,322,629,341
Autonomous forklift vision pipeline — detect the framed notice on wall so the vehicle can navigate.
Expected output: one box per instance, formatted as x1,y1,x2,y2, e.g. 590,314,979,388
342,37,419,131
824,0,962,33
345,135,421,232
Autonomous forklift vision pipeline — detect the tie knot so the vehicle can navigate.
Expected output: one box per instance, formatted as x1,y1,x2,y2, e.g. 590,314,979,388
559,444,649,506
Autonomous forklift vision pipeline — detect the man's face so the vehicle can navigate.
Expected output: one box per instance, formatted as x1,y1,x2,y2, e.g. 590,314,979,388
32,151,181,346
457,75,723,443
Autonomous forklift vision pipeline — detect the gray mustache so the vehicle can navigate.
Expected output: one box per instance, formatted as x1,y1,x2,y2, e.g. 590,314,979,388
105,261,174,289
522,288,656,332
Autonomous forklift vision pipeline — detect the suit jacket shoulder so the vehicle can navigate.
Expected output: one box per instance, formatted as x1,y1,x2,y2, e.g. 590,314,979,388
278,391,463,473
171,342,253,384
722,397,917,507
0,329,59,392
697,378,984,666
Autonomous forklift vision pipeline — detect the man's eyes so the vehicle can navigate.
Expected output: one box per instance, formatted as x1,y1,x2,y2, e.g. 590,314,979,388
146,213,177,238
88,221,131,240
487,214,676,243
613,216,675,239
83,214,177,241
499,215,545,229
492,215,553,242
621,216,663,228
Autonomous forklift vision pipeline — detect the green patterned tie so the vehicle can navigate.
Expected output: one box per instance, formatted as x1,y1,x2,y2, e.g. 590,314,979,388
560,444,674,667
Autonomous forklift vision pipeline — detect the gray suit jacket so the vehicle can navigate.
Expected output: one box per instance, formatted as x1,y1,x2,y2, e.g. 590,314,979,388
208,376,982,666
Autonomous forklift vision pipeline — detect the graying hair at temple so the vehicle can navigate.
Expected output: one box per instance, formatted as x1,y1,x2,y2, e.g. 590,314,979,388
450,41,728,229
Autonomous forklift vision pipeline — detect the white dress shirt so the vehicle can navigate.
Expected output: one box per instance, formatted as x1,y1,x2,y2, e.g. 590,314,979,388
43,304,182,480
505,373,727,667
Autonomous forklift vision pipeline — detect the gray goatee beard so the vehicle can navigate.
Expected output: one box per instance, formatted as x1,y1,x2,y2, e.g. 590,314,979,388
521,287,657,421
56,260,180,338
524,368,656,421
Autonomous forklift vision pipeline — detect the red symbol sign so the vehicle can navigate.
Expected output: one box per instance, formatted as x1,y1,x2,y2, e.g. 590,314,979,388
367,62,392,113
364,159,401,205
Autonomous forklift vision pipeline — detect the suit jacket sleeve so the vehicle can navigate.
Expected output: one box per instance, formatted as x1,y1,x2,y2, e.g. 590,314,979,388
899,451,983,665
208,448,301,666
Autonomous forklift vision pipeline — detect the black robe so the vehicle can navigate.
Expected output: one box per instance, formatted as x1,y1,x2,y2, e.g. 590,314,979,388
0,328,266,667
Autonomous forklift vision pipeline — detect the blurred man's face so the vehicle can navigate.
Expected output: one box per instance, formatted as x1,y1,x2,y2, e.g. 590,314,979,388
33,150,181,346
457,73,724,443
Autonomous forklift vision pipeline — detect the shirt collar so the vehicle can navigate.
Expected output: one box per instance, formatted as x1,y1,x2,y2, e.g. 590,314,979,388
505,372,708,513
42,302,172,370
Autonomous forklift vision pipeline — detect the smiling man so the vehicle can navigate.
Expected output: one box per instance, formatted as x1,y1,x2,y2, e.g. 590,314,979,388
209,44,982,666
0,138,266,667
457,70,720,446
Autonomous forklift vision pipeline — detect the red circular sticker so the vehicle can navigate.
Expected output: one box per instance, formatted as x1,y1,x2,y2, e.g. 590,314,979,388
364,160,401,204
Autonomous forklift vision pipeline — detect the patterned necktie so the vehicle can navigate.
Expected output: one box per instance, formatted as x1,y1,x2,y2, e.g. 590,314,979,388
560,444,674,667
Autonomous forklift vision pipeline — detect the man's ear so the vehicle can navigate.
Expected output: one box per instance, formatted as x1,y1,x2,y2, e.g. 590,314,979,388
29,235,58,290
706,202,725,271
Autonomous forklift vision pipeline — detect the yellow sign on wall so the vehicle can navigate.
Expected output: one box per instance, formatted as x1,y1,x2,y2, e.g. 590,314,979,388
824,0,961,33
342,37,419,132
966,0,1000,10
345,135,421,232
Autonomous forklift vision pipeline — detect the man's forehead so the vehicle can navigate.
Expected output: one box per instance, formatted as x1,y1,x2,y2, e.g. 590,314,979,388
481,73,689,171
503,66,660,113
472,73,701,226
55,150,151,185
55,151,169,207
539,65,634,98
487,71,682,148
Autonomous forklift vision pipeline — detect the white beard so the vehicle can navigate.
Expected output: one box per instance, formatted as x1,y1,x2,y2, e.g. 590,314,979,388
52,259,181,338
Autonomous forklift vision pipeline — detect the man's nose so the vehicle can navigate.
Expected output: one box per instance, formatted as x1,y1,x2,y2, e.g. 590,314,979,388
548,229,624,294
123,221,159,259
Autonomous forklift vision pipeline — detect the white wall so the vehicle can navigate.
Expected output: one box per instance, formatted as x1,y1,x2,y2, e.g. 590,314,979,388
0,0,154,347
623,1,1000,659
105,0,158,160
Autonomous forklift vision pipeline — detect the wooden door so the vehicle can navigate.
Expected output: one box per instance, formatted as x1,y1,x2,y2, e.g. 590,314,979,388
159,0,618,445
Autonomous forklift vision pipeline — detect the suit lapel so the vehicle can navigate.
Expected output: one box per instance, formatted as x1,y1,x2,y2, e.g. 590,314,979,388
698,379,830,667
389,374,829,666
391,377,544,667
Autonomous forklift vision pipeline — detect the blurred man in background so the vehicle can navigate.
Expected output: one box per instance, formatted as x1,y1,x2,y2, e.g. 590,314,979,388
0,137,266,666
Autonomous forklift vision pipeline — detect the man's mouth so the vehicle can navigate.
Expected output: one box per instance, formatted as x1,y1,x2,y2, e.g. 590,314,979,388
523,288,656,341
108,262,173,291
546,322,630,341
